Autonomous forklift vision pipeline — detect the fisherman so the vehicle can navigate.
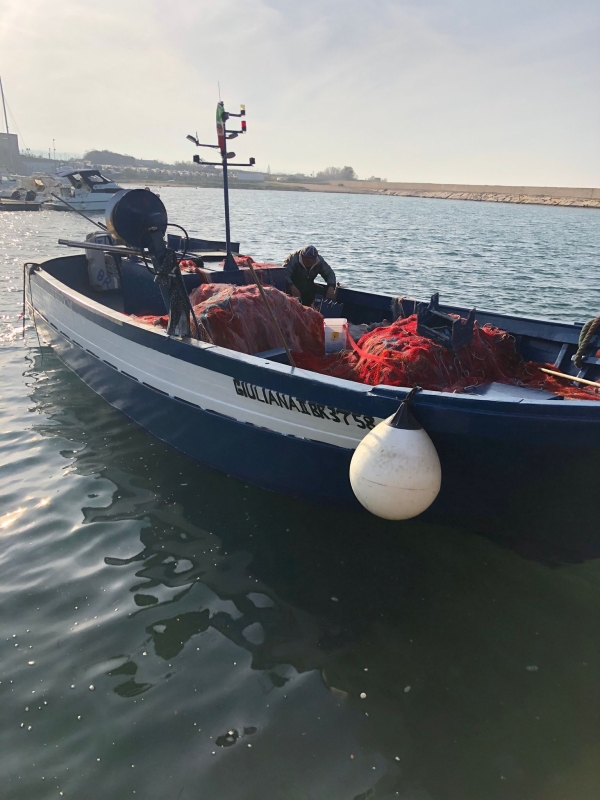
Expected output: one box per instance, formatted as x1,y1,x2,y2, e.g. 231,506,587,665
283,245,337,306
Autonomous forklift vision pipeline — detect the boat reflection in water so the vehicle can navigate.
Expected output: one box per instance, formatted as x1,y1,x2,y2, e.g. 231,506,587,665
25,349,600,800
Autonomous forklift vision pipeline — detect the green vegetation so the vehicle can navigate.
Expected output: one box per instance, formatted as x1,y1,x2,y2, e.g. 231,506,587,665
83,149,137,166
315,166,358,181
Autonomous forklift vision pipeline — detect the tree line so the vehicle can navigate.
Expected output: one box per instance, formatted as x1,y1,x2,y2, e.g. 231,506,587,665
315,166,358,181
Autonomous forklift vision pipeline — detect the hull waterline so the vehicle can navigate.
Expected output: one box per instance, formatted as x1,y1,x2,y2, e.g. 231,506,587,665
27,259,600,559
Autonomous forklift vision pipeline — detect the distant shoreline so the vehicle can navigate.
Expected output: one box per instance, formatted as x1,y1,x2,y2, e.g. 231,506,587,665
123,180,600,208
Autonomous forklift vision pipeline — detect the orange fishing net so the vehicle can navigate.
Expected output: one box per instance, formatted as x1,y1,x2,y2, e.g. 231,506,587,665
130,293,599,400
132,283,324,357
292,314,600,401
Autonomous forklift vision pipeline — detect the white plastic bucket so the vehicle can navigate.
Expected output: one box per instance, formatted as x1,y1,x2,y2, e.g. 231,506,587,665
324,318,348,354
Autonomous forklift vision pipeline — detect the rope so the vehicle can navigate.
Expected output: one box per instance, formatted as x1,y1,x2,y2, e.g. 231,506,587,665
573,315,600,368
26,264,45,371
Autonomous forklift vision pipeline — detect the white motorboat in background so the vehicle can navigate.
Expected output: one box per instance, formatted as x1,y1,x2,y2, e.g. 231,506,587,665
43,168,122,212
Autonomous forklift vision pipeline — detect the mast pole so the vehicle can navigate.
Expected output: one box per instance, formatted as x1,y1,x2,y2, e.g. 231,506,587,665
187,101,253,272
0,77,9,134
216,101,238,270
221,150,236,269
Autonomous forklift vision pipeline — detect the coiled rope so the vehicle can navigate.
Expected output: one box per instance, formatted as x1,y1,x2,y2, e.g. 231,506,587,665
573,316,600,368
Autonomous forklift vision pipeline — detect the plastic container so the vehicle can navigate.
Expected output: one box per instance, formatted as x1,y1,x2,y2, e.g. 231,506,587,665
85,232,121,292
324,318,348,354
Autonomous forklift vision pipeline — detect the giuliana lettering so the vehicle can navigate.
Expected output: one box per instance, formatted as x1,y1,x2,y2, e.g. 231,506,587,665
233,379,376,430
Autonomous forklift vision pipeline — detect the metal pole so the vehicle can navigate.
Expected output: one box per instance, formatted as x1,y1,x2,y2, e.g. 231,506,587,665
0,77,9,134
58,239,140,255
221,150,237,270
51,193,108,230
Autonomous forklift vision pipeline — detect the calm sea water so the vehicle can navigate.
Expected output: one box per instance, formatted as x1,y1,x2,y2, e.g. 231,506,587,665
1,189,599,800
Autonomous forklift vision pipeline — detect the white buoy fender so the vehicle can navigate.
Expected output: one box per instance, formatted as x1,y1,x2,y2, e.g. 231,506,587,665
349,390,441,520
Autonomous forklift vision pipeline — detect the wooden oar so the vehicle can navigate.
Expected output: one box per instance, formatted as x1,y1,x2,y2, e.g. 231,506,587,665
539,367,600,389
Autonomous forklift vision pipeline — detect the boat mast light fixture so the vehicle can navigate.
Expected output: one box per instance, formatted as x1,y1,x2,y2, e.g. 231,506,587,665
186,100,256,271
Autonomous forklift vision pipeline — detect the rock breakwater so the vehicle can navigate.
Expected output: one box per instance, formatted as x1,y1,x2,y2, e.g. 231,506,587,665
373,189,600,208
287,180,600,209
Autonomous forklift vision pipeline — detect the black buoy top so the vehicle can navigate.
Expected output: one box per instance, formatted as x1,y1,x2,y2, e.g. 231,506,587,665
388,386,423,430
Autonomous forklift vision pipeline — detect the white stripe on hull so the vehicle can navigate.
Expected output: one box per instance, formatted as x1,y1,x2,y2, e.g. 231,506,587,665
40,295,380,450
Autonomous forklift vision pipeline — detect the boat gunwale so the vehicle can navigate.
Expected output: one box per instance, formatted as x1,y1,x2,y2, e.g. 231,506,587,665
29,257,600,417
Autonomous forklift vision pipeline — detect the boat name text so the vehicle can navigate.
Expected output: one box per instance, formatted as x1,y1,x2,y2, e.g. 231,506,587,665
233,380,376,429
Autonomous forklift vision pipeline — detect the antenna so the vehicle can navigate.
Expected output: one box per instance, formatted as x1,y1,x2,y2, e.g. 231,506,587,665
186,100,255,271
0,77,9,135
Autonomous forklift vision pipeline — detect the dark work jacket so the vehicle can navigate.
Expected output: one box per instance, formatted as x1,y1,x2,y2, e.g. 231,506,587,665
282,250,336,305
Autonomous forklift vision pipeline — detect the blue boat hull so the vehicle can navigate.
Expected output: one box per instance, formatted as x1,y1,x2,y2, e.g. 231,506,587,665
28,258,600,558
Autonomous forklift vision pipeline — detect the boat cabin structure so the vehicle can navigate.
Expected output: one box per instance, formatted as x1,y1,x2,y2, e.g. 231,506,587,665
43,168,122,212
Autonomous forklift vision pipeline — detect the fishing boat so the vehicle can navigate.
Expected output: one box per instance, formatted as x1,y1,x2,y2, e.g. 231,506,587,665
25,103,600,558
42,168,122,212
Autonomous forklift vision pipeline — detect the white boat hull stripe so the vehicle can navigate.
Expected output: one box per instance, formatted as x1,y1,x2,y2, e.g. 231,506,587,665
38,298,379,449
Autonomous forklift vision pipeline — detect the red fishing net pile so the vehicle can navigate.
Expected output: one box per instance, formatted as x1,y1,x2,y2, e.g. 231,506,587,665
132,283,324,356
130,289,599,400
179,259,205,274
293,314,600,401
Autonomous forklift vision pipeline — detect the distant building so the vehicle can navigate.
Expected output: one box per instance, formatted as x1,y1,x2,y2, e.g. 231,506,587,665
0,132,24,173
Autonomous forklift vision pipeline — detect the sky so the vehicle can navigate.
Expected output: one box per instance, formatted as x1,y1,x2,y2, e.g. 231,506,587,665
0,0,599,186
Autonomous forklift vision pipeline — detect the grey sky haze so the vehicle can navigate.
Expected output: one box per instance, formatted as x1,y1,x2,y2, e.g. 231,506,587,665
0,0,598,185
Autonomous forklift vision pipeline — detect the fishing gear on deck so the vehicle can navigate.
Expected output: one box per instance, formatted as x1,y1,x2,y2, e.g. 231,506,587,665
244,259,296,367
350,386,442,520
540,367,600,391
573,315,600,369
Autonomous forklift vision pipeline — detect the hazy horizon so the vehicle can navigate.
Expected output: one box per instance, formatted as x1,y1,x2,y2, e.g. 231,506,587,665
1,0,598,186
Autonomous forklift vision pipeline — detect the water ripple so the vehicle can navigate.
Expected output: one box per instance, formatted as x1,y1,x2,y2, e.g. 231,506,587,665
0,193,599,799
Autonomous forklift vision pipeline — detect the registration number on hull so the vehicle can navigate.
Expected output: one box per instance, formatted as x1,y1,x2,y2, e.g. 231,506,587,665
233,379,376,430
